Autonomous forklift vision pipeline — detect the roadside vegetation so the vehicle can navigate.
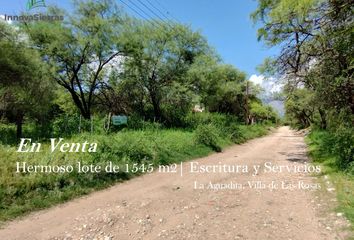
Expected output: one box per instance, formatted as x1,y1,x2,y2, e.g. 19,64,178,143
307,130,354,229
0,0,279,222
253,0,353,228
0,114,273,222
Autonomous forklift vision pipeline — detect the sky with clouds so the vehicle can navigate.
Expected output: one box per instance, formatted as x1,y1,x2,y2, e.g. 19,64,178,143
0,0,280,76
1,0,283,94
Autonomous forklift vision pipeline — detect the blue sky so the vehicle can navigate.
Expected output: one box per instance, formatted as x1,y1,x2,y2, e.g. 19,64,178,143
0,0,279,78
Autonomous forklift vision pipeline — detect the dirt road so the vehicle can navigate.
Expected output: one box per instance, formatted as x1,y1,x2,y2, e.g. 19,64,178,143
0,127,350,240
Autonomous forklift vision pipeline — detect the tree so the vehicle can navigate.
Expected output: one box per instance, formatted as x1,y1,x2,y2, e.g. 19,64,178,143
284,88,316,128
250,101,278,123
0,22,54,138
253,0,353,128
24,0,123,119
116,21,210,121
188,56,261,122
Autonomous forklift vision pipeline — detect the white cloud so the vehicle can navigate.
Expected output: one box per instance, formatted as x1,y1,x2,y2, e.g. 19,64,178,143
249,74,264,85
268,76,284,93
249,74,283,93
270,83,282,93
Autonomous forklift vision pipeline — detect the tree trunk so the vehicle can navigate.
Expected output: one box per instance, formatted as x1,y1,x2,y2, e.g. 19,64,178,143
82,109,91,120
68,90,91,119
151,94,162,121
318,109,327,130
16,113,23,139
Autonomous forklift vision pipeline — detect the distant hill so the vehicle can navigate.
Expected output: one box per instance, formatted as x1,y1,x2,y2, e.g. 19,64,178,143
250,75,285,117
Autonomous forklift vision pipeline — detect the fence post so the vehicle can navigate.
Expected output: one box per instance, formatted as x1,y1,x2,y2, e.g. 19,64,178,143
91,115,93,134
79,115,81,133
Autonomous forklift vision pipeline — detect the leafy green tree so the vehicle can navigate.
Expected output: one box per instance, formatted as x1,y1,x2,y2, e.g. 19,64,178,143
188,57,262,122
253,0,353,169
250,101,278,123
205,65,248,115
284,88,316,128
24,0,123,119
116,21,210,122
253,0,353,127
0,22,54,138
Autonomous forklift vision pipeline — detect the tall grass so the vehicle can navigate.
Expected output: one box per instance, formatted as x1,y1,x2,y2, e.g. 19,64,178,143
307,130,354,229
0,113,272,222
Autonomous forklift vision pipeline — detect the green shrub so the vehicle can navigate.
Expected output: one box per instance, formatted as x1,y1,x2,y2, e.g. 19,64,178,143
0,123,16,145
236,124,268,141
52,114,81,136
194,124,222,152
126,114,164,131
333,126,354,169
184,112,211,129
162,103,192,128
306,129,354,228
184,112,239,130
308,127,354,171
226,123,245,143
100,132,154,163
126,114,145,129
0,114,272,222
